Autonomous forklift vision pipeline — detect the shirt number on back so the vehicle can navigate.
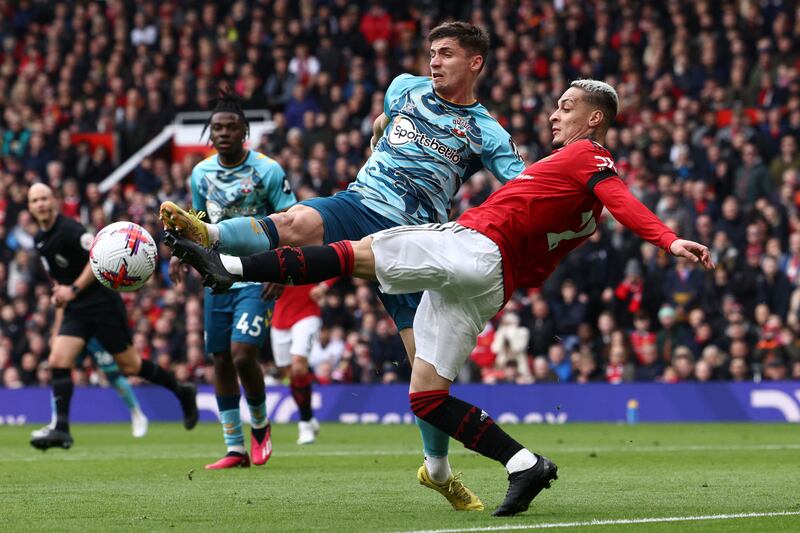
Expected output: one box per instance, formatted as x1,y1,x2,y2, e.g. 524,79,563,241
547,211,596,251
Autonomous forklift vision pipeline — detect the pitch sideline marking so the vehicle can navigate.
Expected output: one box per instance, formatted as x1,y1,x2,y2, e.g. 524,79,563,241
396,511,800,533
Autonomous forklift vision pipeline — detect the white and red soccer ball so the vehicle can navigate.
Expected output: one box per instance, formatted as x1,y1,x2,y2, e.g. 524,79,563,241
90,222,157,292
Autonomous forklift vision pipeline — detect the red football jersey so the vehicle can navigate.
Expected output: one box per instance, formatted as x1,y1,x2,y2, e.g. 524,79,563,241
458,139,677,301
272,284,321,330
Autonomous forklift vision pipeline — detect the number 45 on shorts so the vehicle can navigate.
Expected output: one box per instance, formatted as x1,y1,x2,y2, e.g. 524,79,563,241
236,312,267,337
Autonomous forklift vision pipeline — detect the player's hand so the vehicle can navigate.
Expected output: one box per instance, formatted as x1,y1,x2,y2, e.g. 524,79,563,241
309,282,329,304
261,282,285,300
51,284,75,307
669,239,715,270
169,256,187,285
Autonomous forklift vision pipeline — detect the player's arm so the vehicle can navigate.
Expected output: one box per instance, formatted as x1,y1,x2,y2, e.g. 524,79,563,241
593,178,714,269
52,261,97,307
481,126,526,184
370,113,390,151
52,229,99,306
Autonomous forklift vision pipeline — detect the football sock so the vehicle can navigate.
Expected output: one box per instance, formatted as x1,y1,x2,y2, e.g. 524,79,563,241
217,216,277,255
220,255,243,275
246,393,269,443
416,416,451,466
238,241,354,285
110,373,141,412
410,390,523,466
425,455,452,484
290,372,314,422
51,367,73,433
217,394,245,454
137,359,178,393
506,448,538,474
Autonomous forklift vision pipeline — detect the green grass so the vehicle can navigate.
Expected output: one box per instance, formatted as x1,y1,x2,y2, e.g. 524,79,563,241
1,422,799,532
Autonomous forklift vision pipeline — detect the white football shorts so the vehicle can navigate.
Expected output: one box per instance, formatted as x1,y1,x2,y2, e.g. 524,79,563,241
371,222,505,381
271,315,323,368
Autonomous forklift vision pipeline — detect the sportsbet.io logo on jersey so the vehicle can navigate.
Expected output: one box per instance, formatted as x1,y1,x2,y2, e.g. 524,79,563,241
388,116,461,164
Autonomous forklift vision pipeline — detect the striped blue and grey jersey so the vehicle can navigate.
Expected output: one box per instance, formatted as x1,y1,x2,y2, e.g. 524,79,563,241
190,151,296,223
348,74,525,225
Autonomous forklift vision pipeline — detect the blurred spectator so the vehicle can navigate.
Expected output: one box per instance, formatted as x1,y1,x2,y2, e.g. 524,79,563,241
491,312,531,380
0,0,798,391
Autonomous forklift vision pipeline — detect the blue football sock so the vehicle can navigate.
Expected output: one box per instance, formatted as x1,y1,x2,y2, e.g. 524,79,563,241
416,416,450,458
218,216,278,255
246,394,269,429
110,373,141,412
217,394,245,453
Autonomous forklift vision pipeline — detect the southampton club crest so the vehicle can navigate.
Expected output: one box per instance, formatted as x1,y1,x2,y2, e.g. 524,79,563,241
451,117,471,137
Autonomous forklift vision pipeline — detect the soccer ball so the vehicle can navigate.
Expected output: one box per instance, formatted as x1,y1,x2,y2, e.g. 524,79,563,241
90,222,158,292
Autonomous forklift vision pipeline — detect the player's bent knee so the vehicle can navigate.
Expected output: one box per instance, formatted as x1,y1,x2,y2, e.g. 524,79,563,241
352,237,377,279
290,359,309,377
111,346,141,375
276,205,324,246
231,346,258,370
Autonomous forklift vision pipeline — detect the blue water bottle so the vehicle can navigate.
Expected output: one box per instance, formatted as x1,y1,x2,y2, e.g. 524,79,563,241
626,399,639,424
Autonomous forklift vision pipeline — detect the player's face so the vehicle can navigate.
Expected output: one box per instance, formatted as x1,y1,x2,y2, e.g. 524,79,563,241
429,38,481,96
209,112,245,157
549,87,596,148
27,187,56,224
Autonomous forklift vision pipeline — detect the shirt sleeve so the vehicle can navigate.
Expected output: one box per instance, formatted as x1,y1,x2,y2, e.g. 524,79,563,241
264,160,297,213
593,177,678,251
568,140,621,192
384,74,418,117
481,128,526,183
190,166,206,212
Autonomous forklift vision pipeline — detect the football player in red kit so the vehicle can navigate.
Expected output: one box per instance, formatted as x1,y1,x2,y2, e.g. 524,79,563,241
269,282,332,444
167,79,713,516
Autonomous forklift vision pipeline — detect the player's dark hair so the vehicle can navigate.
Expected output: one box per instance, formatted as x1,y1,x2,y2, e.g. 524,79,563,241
428,22,490,71
201,86,249,141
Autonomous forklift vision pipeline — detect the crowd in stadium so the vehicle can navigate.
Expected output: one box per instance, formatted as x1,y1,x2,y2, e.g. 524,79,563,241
1,0,800,390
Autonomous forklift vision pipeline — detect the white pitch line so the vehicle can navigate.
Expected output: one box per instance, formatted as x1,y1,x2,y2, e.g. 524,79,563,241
396,511,800,533
4,442,800,462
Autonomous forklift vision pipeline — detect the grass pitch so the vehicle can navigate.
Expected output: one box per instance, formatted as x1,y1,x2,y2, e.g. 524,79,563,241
1,422,799,532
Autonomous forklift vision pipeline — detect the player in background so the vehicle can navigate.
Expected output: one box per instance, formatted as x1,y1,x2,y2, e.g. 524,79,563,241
167,80,714,515
162,21,525,510
28,183,197,450
169,90,297,469
85,339,148,437
269,281,331,444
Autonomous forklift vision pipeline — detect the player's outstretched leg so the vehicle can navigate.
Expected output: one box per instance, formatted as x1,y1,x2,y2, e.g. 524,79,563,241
165,232,356,292
89,339,148,438
161,201,277,256
30,367,75,450
410,366,557,516
160,201,214,248
109,372,149,438
116,349,198,430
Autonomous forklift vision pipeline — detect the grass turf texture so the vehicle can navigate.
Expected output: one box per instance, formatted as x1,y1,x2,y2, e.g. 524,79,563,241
1,423,799,532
